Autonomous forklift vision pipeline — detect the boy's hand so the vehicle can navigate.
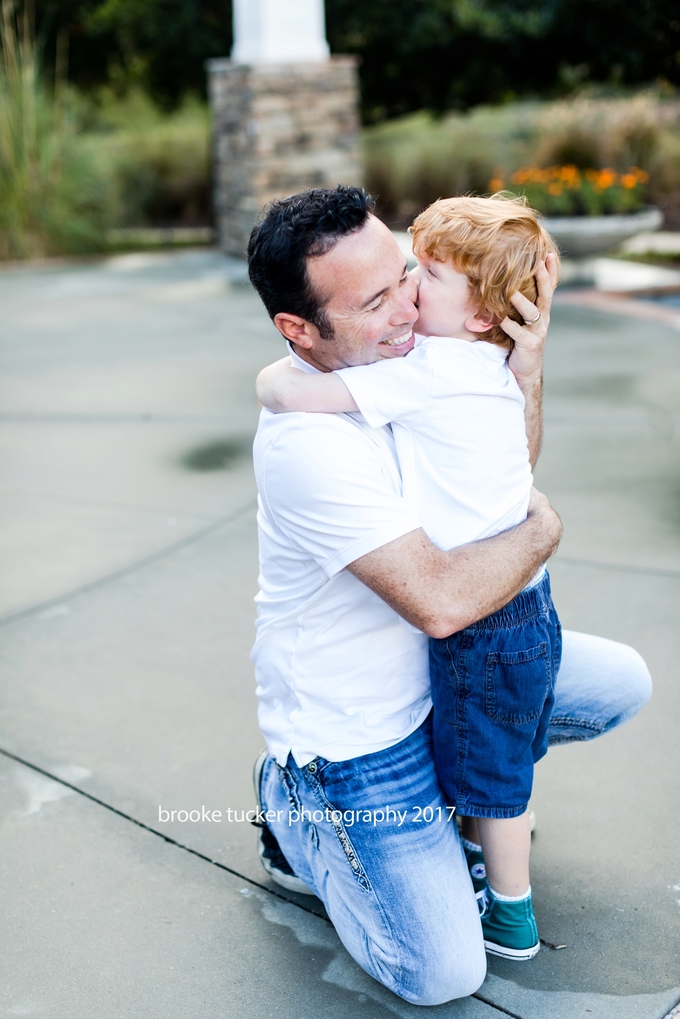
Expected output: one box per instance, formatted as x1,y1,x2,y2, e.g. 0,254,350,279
503,253,559,389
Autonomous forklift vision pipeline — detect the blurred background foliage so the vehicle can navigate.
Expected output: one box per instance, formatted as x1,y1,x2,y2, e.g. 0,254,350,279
0,10,211,257
328,0,680,122
2,0,680,257
28,0,680,116
364,93,680,227
33,0,232,106
0,1,113,258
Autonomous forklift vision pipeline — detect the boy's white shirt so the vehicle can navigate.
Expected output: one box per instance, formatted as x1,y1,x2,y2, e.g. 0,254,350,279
335,334,537,555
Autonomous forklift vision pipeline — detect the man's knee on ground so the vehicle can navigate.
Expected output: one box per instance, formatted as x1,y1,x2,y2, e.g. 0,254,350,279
630,648,653,707
388,941,487,1007
608,644,653,728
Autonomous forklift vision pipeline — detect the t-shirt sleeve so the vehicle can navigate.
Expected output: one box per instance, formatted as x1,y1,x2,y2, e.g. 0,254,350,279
335,346,435,428
258,414,421,577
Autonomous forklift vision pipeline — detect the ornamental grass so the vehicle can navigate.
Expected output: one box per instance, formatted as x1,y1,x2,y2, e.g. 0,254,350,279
0,3,209,261
0,1,112,259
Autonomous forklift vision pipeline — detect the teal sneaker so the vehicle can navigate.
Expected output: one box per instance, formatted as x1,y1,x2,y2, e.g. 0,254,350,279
478,886,540,961
461,839,488,894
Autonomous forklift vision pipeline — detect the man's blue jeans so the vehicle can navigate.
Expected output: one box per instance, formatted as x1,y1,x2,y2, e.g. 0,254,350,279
260,630,652,1006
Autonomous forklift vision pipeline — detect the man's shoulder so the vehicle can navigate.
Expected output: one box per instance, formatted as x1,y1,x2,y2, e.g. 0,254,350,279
256,407,370,447
253,413,418,566
254,409,388,477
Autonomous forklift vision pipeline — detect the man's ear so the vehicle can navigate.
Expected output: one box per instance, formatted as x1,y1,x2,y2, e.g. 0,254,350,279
464,311,495,335
273,312,318,349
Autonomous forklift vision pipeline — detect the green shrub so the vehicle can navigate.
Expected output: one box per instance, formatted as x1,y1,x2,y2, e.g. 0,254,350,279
364,110,519,228
88,89,211,226
364,103,553,227
0,2,114,259
533,94,664,173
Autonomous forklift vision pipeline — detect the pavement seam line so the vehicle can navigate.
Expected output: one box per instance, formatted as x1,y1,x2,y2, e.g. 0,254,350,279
0,497,258,628
471,991,523,1018
554,555,680,580
0,744,329,921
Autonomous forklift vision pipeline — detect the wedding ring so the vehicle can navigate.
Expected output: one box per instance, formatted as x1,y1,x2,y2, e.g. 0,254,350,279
525,311,542,325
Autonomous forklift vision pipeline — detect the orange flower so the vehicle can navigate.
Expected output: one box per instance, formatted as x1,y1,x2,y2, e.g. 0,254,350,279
488,177,505,191
560,165,580,183
548,183,563,195
621,173,638,190
597,168,617,189
631,166,649,184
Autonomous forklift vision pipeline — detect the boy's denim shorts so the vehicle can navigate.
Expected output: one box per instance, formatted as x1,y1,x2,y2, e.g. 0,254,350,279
429,572,561,818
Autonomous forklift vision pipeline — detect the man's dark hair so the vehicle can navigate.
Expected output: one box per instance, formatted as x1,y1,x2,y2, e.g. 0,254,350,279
247,185,374,340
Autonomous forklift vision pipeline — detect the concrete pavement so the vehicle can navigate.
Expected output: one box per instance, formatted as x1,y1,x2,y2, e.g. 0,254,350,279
0,249,678,1018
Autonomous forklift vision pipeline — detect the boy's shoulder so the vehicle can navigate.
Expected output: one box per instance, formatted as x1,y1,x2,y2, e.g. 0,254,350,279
417,335,509,372
421,334,506,357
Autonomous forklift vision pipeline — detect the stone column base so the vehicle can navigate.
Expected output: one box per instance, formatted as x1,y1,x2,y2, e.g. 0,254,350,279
207,56,362,257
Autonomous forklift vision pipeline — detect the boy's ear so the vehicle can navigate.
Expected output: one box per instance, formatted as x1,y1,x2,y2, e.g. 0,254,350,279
273,312,318,349
464,311,495,334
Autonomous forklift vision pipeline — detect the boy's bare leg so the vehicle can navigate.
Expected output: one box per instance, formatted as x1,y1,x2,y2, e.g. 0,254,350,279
477,812,531,897
461,816,481,845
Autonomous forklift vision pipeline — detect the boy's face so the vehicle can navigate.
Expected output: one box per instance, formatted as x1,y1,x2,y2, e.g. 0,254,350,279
413,254,488,339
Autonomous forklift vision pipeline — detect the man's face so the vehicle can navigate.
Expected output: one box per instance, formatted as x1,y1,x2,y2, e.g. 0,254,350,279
300,215,419,371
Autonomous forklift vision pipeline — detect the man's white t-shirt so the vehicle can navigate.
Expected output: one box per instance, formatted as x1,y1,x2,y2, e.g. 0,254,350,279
251,350,431,767
336,336,533,552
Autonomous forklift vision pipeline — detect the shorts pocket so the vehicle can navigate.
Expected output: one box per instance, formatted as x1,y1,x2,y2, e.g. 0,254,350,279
485,643,551,726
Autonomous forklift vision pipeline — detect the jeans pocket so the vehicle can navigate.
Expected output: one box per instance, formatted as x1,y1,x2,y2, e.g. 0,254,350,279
485,643,551,725
306,768,373,892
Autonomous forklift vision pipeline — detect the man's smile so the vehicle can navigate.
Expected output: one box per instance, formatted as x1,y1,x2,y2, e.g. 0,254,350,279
380,329,415,348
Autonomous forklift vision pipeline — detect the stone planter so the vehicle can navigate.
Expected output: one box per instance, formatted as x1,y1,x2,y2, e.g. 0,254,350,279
543,206,663,258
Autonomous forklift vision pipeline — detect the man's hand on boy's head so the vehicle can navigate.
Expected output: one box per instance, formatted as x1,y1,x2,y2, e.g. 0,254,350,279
504,254,559,389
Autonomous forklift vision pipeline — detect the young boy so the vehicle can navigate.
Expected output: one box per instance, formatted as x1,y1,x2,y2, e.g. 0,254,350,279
256,194,561,961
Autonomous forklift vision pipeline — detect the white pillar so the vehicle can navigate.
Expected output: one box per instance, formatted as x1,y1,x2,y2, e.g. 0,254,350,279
231,0,330,64
210,0,360,255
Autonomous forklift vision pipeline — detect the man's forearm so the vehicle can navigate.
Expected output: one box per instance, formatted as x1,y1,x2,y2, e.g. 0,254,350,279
521,371,543,468
348,495,561,639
